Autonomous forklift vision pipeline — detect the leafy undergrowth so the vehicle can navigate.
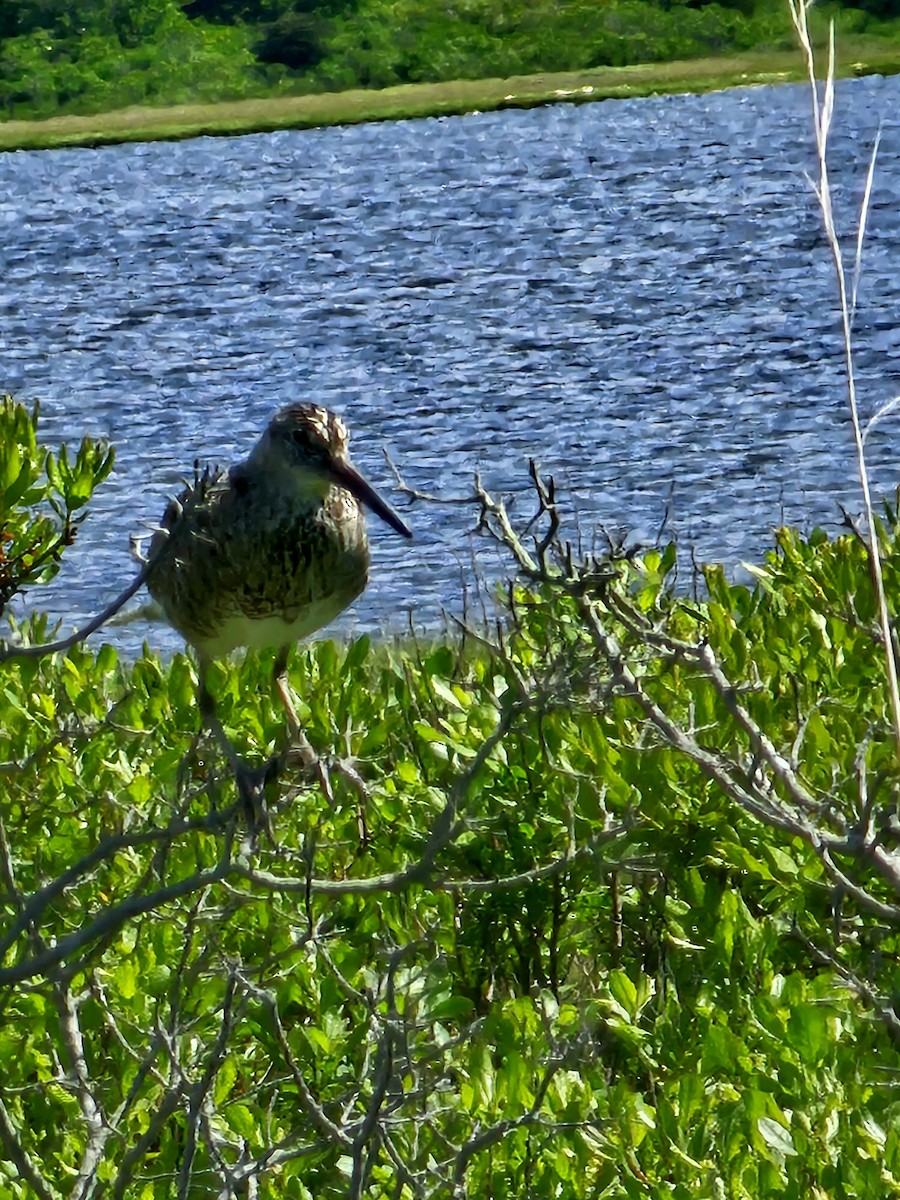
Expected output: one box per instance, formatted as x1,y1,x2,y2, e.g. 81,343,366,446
2,399,900,1197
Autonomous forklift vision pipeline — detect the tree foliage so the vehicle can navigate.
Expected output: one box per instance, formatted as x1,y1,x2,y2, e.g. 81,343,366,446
0,1,273,117
0,395,113,617
0,0,894,118
2,399,900,1197
254,10,327,71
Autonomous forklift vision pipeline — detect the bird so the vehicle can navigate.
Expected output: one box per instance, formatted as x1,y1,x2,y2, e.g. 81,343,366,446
144,402,412,798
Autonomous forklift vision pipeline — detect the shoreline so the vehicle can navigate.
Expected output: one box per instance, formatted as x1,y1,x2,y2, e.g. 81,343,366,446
2,41,898,153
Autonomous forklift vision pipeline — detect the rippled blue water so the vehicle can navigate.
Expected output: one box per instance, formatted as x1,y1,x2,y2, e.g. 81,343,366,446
2,75,900,653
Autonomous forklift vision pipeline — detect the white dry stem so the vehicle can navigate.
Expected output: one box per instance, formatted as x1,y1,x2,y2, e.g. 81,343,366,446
862,392,900,449
788,0,900,763
852,128,881,315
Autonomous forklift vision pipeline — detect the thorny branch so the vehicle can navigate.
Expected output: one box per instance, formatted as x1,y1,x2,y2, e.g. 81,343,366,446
0,557,621,1195
465,463,900,930
0,461,222,664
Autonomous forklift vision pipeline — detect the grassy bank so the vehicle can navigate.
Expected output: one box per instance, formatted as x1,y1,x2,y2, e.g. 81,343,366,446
2,38,898,152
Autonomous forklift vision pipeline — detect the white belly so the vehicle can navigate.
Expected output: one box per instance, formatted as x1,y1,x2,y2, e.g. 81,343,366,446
197,595,351,658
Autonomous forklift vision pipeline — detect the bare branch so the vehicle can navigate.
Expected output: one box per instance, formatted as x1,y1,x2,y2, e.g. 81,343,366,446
788,0,900,764
451,1051,570,1186
0,859,233,986
0,563,151,662
0,1098,57,1200
382,449,478,507
0,808,237,962
56,984,110,1200
237,975,353,1151
111,1089,182,1200
791,925,900,1041
177,969,241,1200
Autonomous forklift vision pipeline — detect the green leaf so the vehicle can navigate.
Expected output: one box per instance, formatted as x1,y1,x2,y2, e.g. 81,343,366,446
114,958,139,1000
608,970,638,1020
0,440,22,493
757,1116,797,1158
787,1003,832,1065
224,1103,257,1141
431,676,466,710
342,634,371,674
214,1057,238,1105
429,995,474,1021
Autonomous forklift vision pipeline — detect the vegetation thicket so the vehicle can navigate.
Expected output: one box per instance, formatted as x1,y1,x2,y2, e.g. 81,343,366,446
4,3,900,1197
4,390,900,1197
1,0,900,124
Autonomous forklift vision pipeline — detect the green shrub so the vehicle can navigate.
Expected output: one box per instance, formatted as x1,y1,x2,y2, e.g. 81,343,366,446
0,396,113,617
0,10,267,117
3,401,900,1195
255,10,328,70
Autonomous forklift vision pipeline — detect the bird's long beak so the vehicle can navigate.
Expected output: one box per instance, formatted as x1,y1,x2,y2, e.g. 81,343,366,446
331,460,412,539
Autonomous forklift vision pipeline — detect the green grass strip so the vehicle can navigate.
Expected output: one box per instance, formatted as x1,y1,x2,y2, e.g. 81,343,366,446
2,41,898,152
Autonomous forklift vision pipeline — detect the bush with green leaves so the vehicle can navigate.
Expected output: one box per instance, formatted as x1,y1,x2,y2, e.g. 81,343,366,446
310,0,770,89
255,11,328,71
2,396,900,1198
0,0,895,120
0,395,114,619
0,6,275,118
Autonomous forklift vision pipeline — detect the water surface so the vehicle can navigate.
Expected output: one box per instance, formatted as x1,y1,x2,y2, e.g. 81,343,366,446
2,75,900,653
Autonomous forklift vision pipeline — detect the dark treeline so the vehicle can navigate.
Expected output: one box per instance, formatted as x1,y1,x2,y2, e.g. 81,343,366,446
1,0,900,119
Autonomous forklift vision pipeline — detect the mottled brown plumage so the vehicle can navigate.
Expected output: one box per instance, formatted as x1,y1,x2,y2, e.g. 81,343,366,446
147,403,411,661
144,404,410,817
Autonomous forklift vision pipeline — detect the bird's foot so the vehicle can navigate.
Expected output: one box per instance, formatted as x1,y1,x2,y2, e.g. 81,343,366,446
284,740,335,806
234,757,279,849
275,664,362,810
283,741,370,842
176,730,204,798
196,698,280,847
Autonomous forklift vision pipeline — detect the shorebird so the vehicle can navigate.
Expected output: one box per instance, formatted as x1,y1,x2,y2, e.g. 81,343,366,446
145,403,412,796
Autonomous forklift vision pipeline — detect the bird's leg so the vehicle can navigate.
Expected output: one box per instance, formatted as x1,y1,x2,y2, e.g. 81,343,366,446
273,648,370,837
272,645,335,805
198,654,275,843
197,656,240,771
271,645,304,737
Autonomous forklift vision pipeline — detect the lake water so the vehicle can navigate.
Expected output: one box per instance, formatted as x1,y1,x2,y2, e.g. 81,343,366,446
2,74,900,654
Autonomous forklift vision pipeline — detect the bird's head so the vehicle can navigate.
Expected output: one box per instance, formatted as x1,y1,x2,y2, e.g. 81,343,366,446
257,403,412,539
